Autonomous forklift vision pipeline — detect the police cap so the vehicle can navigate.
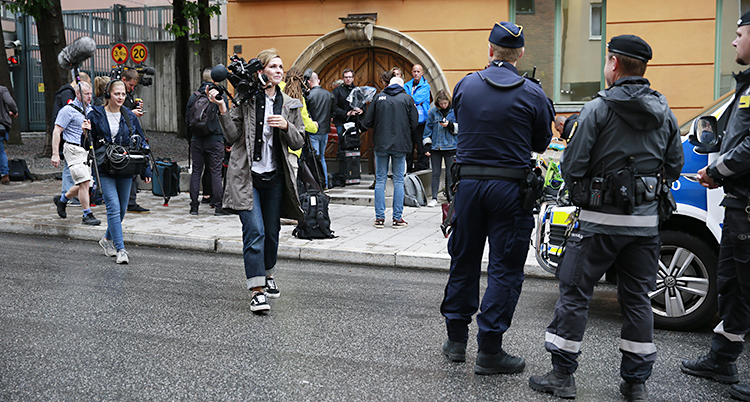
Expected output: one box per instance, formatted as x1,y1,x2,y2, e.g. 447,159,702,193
739,11,750,26
489,22,524,49
607,34,652,63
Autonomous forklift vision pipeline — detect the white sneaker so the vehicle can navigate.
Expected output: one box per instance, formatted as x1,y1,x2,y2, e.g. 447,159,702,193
99,236,117,257
116,249,129,264
250,291,271,314
427,199,438,207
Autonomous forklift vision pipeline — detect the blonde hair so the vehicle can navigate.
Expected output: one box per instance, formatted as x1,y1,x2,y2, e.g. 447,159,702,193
94,76,111,97
103,80,126,107
257,48,281,68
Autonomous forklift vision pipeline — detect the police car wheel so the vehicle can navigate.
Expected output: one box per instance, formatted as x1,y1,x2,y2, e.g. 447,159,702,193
650,231,718,331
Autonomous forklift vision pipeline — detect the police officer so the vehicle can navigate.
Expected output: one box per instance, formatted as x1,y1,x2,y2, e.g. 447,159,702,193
681,12,750,402
440,22,553,374
528,35,683,401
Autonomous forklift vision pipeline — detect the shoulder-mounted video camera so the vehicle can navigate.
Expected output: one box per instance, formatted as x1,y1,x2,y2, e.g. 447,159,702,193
109,64,156,86
210,54,268,105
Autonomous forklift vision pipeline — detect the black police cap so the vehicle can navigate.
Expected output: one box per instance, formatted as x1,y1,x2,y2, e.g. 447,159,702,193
739,11,750,26
489,22,524,49
607,34,652,63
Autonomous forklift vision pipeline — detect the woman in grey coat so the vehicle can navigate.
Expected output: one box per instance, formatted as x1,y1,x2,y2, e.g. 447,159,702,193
208,48,305,314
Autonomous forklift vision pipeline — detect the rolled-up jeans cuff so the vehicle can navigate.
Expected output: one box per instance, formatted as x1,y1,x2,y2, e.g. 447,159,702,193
246,276,266,290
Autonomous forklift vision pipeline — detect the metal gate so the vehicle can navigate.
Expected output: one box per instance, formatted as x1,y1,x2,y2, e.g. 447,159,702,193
16,6,175,131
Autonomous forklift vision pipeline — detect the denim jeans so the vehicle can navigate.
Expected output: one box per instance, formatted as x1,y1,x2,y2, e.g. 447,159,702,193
309,132,328,187
238,171,283,289
374,150,406,221
100,174,133,251
190,140,224,208
61,160,75,196
0,138,7,177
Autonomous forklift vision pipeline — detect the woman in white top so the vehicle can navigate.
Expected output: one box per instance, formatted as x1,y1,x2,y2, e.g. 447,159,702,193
83,80,151,264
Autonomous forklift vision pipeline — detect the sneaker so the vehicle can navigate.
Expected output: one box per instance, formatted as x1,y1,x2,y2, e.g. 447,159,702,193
127,204,150,213
392,218,408,229
99,236,117,257
474,349,526,375
730,383,750,402
53,196,67,218
250,291,271,314
0,174,8,185
116,249,129,264
69,198,81,206
201,196,212,204
215,207,231,216
620,381,647,402
529,370,576,398
681,353,739,384
82,213,101,226
190,206,199,215
442,340,466,362
265,276,280,299
374,218,385,229
427,199,438,207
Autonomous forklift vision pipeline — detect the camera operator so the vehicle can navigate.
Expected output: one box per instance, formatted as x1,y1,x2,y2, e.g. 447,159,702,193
207,48,305,314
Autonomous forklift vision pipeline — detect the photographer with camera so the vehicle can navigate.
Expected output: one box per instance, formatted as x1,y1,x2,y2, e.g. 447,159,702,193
82,80,151,265
207,48,305,314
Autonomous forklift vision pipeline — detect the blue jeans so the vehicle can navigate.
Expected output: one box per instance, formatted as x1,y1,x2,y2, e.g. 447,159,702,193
238,172,283,289
61,160,74,197
374,150,406,221
0,138,7,177
99,174,133,251
309,132,328,187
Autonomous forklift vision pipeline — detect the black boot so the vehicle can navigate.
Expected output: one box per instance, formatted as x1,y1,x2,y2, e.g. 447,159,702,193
681,352,739,384
442,340,466,362
529,369,576,399
474,349,525,375
620,381,647,401
730,383,750,401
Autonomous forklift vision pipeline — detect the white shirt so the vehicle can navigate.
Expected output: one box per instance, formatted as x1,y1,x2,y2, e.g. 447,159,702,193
105,110,121,142
251,92,277,174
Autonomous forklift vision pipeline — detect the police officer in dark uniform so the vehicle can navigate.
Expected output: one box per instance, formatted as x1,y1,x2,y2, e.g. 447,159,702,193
528,35,683,401
440,22,553,374
681,12,750,402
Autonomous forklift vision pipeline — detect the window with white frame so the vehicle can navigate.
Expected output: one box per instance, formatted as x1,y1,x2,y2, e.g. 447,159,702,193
590,3,602,40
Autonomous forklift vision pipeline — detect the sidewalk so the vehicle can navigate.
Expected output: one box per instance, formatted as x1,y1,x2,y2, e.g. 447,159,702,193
0,171,553,278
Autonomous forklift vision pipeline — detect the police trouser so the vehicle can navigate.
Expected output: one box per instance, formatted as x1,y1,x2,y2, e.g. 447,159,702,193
545,231,659,384
440,179,534,354
711,208,750,362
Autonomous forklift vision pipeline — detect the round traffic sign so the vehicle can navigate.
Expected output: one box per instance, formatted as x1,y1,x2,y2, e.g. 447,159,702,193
111,43,128,64
130,43,148,64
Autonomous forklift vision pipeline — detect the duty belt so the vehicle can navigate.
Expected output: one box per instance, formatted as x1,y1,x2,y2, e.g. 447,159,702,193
458,165,528,181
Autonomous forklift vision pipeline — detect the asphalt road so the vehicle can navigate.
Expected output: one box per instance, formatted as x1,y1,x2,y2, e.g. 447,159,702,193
0,233,744,401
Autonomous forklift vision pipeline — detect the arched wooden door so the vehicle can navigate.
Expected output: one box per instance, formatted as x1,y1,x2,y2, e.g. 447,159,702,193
318,48,414,173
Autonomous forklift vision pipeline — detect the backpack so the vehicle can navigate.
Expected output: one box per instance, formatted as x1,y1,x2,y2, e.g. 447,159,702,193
338,122,360,151
293,190,336,239
8,159,33,181
404,173,427,207
187,91,216,138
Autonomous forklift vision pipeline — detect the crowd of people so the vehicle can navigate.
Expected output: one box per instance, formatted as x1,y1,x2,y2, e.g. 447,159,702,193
5,15,750,402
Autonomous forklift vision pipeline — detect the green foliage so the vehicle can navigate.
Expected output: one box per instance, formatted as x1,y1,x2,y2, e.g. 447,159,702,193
5,0,56,18
165,1,222,42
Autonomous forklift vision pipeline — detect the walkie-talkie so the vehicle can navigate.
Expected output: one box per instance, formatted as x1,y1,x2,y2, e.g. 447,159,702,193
589,177,604,208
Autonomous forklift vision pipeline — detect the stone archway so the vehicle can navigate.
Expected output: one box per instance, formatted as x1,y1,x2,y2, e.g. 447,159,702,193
292,25,449,97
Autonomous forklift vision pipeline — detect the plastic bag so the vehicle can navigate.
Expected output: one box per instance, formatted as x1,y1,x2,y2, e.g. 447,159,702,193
347,86,377,110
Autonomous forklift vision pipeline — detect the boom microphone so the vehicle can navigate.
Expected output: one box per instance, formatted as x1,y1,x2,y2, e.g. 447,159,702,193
58,36,97,69
143,67,156,75
211,64,228,83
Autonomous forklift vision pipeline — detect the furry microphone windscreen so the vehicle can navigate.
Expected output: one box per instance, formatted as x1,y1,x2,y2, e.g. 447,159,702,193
58,36,97,69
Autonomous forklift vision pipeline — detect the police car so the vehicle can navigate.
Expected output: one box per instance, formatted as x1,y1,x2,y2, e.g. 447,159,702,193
534,92,735,331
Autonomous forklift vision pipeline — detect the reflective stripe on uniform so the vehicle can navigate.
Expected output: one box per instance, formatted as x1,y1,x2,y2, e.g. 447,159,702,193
578,210,658,227
545,331,581,354
715,154,736,177
714,321,745,343
620,339,656,355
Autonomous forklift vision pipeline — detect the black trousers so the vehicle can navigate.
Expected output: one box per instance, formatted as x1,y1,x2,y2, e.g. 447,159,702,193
406,123,428,172
545,231,659,384
711,208,750,362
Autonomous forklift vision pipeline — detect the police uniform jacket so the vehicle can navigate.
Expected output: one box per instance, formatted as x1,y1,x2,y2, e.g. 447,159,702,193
561,76,683,236
706,68,750,209
359,84,419,154
453,61,553,169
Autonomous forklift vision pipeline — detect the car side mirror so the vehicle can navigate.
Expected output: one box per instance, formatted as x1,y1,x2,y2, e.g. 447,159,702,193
688,115,720,154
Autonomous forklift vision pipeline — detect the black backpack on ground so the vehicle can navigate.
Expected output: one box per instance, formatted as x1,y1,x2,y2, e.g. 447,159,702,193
293,189,335,239
187,91,217,138
152,158,180,197
9,159,33,181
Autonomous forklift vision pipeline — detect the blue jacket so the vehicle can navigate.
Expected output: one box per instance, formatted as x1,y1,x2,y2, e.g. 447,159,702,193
88,105,151,178
404,77,431,124
423,106,457,151
453,62,553,169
